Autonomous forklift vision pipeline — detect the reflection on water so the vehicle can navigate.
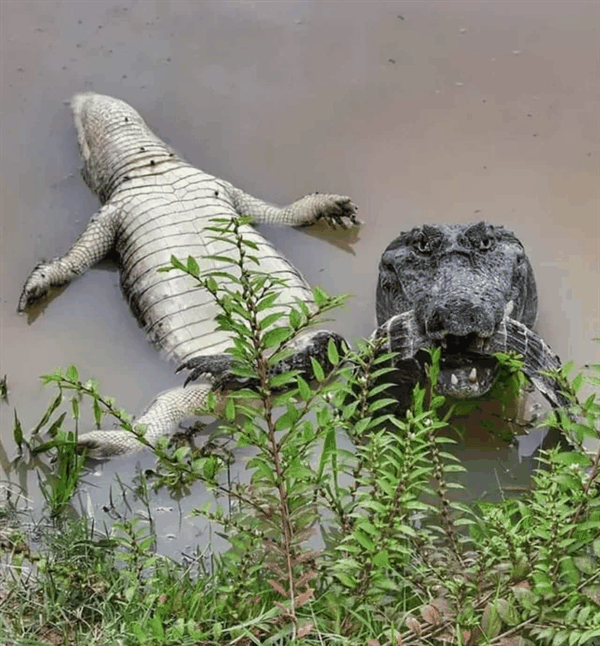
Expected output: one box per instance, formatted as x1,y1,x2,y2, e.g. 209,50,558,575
1,0,598,552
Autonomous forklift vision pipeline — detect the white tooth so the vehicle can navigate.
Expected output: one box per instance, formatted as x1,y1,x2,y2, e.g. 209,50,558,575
469,367,477,383
441,337,447,349
451,373,459,386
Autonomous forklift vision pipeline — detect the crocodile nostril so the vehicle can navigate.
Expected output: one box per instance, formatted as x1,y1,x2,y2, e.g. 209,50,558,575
426,302,492,337
426,307,448,336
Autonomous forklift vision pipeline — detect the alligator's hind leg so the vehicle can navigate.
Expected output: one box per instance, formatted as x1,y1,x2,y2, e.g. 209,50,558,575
224,183,359,228
78,331,347,459
18,203,119,312
77,383,216,459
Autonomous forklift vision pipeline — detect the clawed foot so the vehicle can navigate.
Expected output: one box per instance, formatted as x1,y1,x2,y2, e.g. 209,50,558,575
18,262,53,312
298,193,362,229
177,354,233,386
316,195,362,229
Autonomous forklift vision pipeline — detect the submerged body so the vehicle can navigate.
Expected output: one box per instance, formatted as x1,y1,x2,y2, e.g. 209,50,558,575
19,93,358,455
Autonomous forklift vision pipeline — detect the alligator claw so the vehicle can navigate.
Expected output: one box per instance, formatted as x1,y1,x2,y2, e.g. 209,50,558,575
18,262,52,312
177,354,233,386
317,196,360,229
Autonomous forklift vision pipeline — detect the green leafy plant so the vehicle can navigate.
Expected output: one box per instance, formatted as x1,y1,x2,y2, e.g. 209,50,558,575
2,216,599,645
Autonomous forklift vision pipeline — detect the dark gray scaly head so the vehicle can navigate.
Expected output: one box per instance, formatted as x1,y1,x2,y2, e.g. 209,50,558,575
376,222,538,399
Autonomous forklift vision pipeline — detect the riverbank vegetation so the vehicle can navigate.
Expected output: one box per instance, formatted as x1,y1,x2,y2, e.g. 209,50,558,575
2,218,599,645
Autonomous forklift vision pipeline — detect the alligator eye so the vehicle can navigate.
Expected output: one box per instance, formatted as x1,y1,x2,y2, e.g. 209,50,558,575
479,237,493,251
415,236,430,254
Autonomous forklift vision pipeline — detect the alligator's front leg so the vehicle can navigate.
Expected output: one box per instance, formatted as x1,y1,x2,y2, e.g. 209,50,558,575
18,203,119,312
225,184,359,228
77,383,216,458
179,330,346,387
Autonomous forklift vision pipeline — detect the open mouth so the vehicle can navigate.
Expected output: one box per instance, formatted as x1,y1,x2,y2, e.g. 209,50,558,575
418,333,499,399
375,311,566,411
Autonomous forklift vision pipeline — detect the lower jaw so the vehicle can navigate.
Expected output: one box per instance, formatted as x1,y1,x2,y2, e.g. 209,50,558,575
435,364,498,398
415,344,498,399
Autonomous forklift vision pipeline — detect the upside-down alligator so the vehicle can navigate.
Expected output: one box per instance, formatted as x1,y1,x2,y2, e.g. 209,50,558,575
18,92,357,456
19,94,566,457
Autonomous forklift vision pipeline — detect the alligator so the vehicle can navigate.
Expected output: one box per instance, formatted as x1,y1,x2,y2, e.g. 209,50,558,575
372,222,568,413
19,94,567,458
18,92,358,457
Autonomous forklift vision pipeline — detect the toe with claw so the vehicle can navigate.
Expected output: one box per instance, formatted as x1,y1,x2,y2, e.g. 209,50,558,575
18,263,52,312
177,354,233,386
316,194,361,229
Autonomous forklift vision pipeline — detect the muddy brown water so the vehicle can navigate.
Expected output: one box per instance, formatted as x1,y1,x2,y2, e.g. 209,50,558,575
1,1,598,555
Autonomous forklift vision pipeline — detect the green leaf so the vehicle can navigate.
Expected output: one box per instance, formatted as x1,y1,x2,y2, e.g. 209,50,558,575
574,556,596,574
430,395,446,409
352,417,373,436
47,412,67,438
353,530,375,551
186,255,200,277
262,326,293,349
288,308,301,329
297,375,311,401
93,398,102,427
317,427,337,481
13,409,23,447
334,571,356,588
225,397,236,422
482,602,502,639
495,598,520,627
206,276,218,293
203,254,239,265
269,372,299,389
552,452,592,467
169,255,187,272
513,585,537,610
66,364,79,382
241,238,259,250
368,398,397,412
310,357,325,382
327,338,340,365
259,312,286,330
71,397,80,420
373,549,389,567
312,286,330,307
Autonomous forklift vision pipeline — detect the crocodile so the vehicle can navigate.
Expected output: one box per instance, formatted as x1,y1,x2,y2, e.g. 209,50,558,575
372,222,568,413
18,92,358,457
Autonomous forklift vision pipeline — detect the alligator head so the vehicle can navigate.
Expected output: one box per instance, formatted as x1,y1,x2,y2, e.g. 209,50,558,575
374,222,565,408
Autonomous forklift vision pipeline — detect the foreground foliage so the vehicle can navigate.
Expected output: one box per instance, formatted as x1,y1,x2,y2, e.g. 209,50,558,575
1,217,599,645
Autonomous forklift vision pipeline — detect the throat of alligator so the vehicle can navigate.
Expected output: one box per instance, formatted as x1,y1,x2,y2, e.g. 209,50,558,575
421,333,499,399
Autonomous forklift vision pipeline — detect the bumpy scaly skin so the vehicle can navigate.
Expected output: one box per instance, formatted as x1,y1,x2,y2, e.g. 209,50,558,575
374,223,565,411
19,93,358,457
373,310,567,411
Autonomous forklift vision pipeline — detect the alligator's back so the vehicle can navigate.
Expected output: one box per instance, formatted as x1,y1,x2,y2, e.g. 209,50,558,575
71,93,314,365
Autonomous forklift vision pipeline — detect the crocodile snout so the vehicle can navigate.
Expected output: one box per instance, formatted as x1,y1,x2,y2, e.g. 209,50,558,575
424,300,497,339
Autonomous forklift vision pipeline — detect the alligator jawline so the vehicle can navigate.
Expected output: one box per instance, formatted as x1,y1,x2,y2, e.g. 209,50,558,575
420,332,500,399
